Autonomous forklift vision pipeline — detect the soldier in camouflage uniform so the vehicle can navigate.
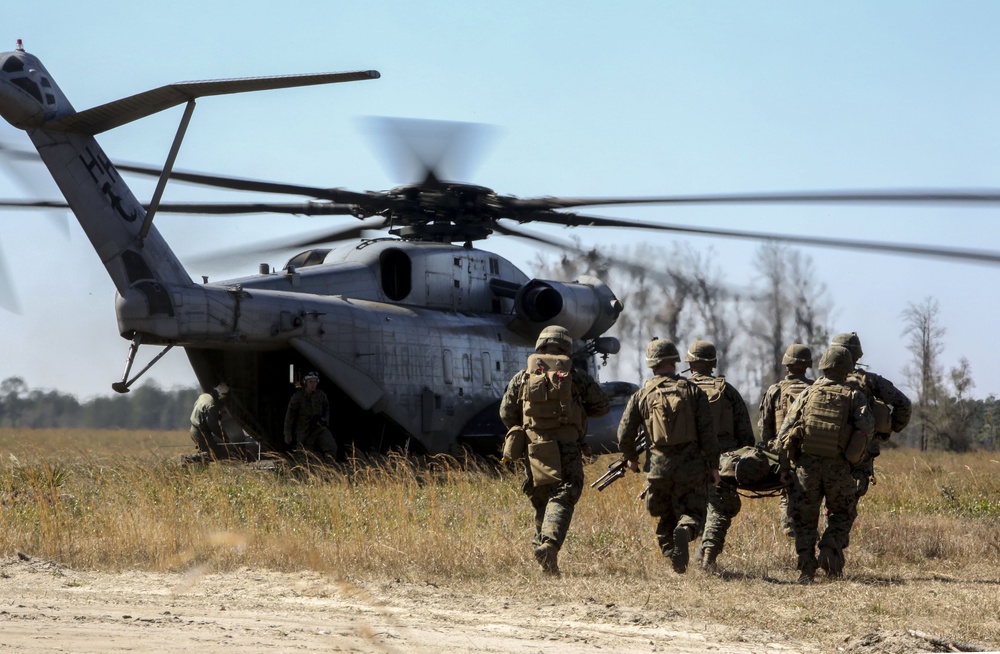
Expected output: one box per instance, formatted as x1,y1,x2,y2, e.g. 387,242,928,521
190,382,231,459
617,338,720,574
758,344,815,537
830,332,911,561
685,340,754,573
283,371,338,461
500,325,610,575
776,345,874,583
831,332,912,498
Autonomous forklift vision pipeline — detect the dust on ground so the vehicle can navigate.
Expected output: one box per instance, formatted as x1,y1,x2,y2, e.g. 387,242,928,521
0,556,988,653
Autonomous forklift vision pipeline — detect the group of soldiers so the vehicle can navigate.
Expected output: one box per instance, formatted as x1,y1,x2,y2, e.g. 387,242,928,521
189,371,339,462
500,325,911,583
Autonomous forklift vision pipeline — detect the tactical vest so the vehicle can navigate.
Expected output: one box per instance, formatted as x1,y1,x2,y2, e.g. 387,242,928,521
691,375,734,442
774,377,812,433
521,354,582,435
848,369,893,433
641,377,698,448
800,384,854,460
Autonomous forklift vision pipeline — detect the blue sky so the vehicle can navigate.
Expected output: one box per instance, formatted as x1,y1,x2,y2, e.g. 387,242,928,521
2,1,1000,400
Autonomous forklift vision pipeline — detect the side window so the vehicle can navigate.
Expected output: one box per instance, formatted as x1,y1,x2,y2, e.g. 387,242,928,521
481,352,492,387
443,350,454,385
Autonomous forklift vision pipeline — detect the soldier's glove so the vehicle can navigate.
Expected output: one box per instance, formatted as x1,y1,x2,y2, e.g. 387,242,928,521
580,442,593,459
283,432,293,445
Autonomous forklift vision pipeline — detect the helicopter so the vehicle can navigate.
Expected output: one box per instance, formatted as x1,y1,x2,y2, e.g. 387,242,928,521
4,41,1000,457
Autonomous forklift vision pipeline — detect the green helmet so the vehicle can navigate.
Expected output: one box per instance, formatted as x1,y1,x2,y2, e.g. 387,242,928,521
782,343,813,366
831,332,863,361
685,339,717,363
645,338,680,368
535,325,573,353
819,345,854,376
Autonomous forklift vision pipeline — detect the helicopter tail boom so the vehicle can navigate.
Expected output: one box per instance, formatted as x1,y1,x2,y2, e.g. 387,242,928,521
0,46,192,297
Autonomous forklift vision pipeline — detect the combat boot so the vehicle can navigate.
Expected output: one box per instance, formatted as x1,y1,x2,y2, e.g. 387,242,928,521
797,557,817,585
701,547,719,574
534,542,560,576
818,546,844,578
670,525,690,574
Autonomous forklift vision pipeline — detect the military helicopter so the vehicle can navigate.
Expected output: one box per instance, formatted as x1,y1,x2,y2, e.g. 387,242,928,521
3,41,1000,457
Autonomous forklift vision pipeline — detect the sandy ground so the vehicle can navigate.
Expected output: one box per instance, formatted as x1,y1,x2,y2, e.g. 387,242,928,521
0,555,819,654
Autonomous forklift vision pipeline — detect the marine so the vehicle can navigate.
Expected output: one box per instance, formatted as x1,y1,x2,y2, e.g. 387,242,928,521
685,340,754,573
500,325,610,575
776,345,874,583
831,332,912,497
283,371,339,461
189,383,231,459
759,343,815,536
617,338,720,573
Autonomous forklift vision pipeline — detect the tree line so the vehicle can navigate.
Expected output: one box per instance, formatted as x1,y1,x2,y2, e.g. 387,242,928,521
537,241,1000,452
0,377,198,431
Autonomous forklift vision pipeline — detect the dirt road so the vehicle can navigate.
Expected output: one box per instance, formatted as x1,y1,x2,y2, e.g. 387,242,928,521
1,556,819,653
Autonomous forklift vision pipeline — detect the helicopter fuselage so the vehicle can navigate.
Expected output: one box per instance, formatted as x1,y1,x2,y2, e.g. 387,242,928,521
0,45,627,455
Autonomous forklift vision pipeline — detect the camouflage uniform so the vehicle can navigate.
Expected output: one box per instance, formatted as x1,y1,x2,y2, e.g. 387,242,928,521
759,373,815,447
777,356,874,582
500,355,609,572
283,386,338,459
190,389,228,458
617,373,718,566
691,371,754,560
758,372,814,536
846,368,912,496
829,332,912,555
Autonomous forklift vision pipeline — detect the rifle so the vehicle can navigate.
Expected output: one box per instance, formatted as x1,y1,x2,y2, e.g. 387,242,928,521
590,430,648,492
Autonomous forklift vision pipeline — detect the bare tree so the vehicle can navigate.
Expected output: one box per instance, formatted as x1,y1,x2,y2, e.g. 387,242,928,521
742,243,834,399
901,297,945,451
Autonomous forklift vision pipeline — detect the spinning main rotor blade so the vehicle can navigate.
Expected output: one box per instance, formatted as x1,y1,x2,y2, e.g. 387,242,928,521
493,222,749,298
508,189,1000,210
0,199,362,215
185,217,386,270
113,161,374,205
516,212,1000,265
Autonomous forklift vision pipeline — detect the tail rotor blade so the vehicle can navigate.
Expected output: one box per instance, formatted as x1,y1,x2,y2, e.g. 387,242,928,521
0,241,21,314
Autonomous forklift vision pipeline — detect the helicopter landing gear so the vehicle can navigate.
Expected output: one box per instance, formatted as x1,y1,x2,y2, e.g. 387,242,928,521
111,334,174,394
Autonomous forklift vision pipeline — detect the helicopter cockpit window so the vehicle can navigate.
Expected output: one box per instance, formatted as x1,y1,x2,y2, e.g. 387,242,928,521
283,249,331,270
379,248,412,301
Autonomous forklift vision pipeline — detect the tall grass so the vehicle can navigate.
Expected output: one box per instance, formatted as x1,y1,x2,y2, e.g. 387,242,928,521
2,429,999,649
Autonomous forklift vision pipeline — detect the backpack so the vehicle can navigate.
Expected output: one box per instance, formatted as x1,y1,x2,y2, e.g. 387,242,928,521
773,377,812,434
642,377,698,448
691,375,734,438
521,354,574,431
801,384,853,459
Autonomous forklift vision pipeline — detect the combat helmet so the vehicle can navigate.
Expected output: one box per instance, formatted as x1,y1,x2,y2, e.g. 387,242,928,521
831,332,863,361
645,338,680,368
535,325,573,354
782,343,813,367
818,345,854,377
685,339,717,363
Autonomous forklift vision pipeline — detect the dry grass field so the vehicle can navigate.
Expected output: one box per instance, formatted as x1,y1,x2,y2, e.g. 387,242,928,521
1,428,998,652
